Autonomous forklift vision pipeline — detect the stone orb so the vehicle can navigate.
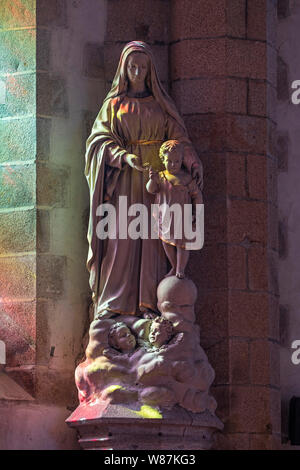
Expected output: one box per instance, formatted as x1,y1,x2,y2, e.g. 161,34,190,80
157,275,197,308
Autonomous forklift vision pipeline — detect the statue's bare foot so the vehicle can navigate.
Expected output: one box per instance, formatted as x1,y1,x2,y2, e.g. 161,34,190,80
176,271,185,279
165,268,176,278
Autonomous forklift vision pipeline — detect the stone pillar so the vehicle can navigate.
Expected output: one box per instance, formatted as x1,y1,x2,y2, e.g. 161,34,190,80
169,0,280,449
0,0,37,395
0,0,108,449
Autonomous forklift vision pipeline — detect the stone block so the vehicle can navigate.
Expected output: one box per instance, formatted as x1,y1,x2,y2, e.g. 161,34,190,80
268,248,279,295
247,155,268,200
36,27,51,71
0,208,36,254
278,219,288,259
228,291,270,337
228,245,247,289
83,43,104,79
210,385,230,423
36,163,69,208
214,431,250,450
0,299,35,367
0,29,36,73
226,39,267,81
0,255,36,299
226,77,247,114
228,385,278,433
0,0,36,29
226,153,246,198
0,117,36,163
268,202,278,251
226,0,246,38
204,199,227,243
171,0,226,40
206,339,229,385
170,39,226,80
229,339,250,384
6,366,35,396
200,152,227,197
36,0,67,28
36,254,66,298
227,199,268,244
277,55,289,101
269,295,279,342
35,366,77,405
277,0,291,19
36,300,51,366
0,73,36,118
106,0,169,43
247,0,267,41
248,80,277,120
249,433,281,450
248,244,268,291
184,114,227,152
37,209,50,253
37,73,68,117
250,340,280,387
196,290,228,340
171,78,225,115
188,243,228,290
276,130,289,171
226,115,268,154
0,162,35,208
36,117,51,161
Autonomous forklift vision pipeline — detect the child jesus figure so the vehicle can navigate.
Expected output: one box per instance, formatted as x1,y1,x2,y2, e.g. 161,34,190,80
146,140,203,279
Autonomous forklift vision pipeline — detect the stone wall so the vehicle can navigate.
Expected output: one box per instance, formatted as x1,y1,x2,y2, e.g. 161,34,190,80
0,0,107,449
102,0,279,450
277,0,300,448
0,0,37,395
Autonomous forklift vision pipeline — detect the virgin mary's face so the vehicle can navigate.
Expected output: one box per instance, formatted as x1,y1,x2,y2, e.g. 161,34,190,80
126,52,149,86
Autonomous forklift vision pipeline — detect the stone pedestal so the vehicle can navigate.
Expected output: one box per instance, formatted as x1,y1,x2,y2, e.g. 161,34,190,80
66,402,223,450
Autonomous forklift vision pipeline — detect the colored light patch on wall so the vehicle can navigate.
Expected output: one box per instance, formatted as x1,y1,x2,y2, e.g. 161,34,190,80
0,29,36,74
0,73,35,117
0,255,36,298
0,0,36,30
0,209,36,254
0,117,36,163
0,297,36,366
0,163,36,208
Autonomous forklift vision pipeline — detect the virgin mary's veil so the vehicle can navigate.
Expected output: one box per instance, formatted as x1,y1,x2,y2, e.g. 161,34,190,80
104,41,188,135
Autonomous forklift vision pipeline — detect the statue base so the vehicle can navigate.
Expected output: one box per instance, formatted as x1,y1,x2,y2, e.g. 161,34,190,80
66,401,223,450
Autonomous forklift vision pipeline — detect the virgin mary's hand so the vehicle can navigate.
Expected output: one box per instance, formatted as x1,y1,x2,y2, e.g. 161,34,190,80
125,154,144,171
191,165,202,185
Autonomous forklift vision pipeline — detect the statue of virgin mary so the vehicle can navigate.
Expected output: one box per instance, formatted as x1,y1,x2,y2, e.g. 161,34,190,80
85,41,203,317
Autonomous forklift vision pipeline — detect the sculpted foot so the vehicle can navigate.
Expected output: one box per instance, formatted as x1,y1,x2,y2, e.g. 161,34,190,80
176,271,185,279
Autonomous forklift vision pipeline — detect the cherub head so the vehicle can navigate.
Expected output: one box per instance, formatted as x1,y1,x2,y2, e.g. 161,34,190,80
159,140,184,175
148,316,174,348
108,322,136,353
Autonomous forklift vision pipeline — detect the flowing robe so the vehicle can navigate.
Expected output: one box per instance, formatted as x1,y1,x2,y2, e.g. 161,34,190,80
85,94,202,315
